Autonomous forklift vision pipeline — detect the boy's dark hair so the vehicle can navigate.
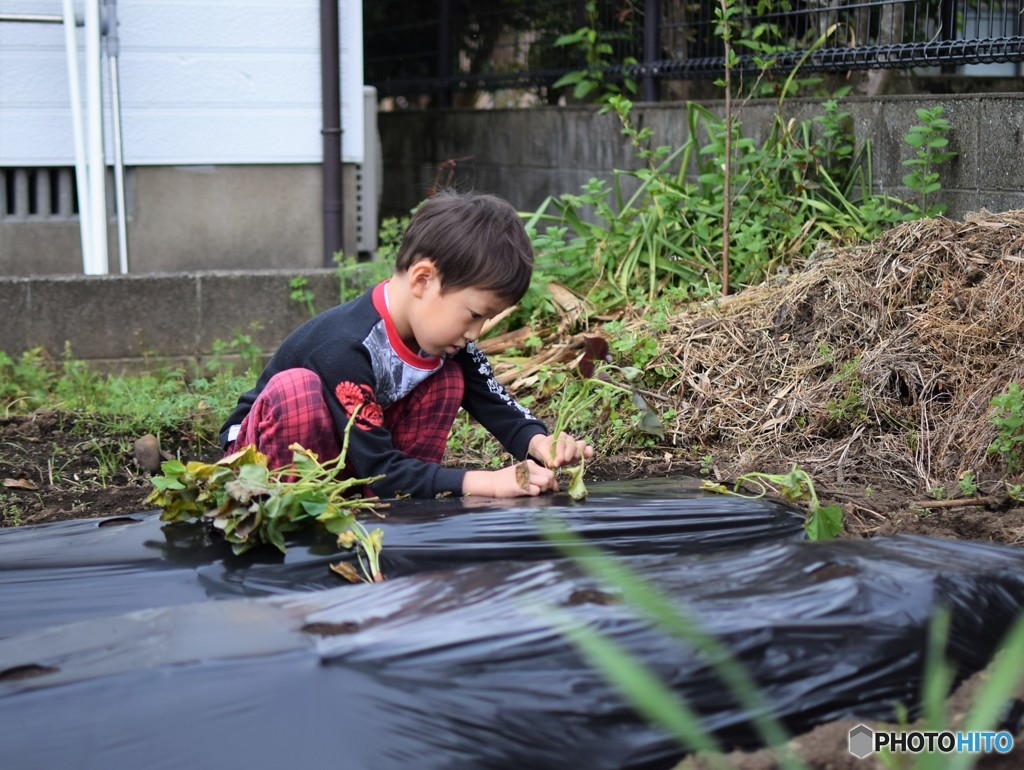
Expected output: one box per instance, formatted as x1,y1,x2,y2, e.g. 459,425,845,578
395,190,534,303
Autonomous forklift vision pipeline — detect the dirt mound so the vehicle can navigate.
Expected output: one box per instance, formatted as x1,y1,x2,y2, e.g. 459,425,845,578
615,209,1024,532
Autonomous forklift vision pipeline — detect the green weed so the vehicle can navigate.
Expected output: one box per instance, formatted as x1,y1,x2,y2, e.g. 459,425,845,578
957,471,979,498
529,14,955,312
289,275,318,318
700,454,715,476
329,216,404,307
334,252,393,306
987,383,1024,474
902,105,957,218
550,0,637,105
206,324,264,379
825,357,868,428
0,348,56,413
878,608,1024,770
527,90,922,310
445,412,505,469
1,346,253,475
89,437,130,489
0,491,23,526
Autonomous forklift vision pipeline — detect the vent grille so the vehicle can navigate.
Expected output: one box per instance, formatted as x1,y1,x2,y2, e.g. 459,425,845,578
1,167,79,221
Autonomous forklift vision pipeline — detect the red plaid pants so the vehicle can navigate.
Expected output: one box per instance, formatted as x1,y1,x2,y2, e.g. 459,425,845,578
226,364,464,473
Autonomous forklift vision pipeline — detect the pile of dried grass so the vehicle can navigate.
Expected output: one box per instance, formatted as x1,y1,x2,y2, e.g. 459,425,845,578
631,209,1024,494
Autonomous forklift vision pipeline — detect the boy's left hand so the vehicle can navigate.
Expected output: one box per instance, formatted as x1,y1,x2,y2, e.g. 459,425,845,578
529,431,595,469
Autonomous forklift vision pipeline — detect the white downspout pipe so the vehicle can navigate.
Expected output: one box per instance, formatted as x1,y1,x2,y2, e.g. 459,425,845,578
105,0,128,273
63,0,92,272
84,0,108,274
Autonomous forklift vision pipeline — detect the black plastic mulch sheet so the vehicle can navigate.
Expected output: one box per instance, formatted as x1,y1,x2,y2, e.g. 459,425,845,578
2,535,1024,770
0,478,806,636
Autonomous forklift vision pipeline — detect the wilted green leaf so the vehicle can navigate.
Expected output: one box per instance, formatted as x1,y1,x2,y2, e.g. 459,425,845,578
158,458,187,476
806,503,843,540
632,391,665,439
321,510,356,536
700,480,731,495
150,475,185,492
774,467,811,504
567,462,588,501
223,462,271,503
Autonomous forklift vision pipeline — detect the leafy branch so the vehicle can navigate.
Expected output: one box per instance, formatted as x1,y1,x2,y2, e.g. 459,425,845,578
702,463,843,540
147,409,387,582
551,0,637,105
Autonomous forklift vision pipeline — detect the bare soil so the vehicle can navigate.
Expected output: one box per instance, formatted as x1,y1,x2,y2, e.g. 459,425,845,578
7,410,1023,544
0,410,186,526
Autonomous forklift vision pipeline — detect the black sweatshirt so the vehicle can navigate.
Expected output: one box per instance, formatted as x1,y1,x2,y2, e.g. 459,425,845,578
219,281,547,498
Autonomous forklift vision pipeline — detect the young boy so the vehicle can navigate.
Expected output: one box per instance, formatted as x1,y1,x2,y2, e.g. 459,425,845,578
219,190,593,499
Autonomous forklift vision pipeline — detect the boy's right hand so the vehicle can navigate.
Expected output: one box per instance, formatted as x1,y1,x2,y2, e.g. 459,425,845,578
463,460,557,498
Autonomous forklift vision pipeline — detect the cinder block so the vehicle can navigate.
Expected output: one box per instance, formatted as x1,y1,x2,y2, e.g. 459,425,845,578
561,106,635,172
0,279,29,356
977,190,1024,215
196,270,344,357
978,96,1024,192
25,274,199,360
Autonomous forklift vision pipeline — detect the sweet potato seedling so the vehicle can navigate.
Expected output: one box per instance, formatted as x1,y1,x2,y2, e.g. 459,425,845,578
147,409,387,582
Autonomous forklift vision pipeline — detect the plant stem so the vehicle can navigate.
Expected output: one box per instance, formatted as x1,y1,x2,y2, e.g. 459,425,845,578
718,0,733,296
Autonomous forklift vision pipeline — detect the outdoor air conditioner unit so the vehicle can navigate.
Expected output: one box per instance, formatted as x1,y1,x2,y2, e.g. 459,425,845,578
355,85,381,258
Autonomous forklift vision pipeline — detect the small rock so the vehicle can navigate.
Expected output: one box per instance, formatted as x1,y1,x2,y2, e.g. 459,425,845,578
133,434,163,474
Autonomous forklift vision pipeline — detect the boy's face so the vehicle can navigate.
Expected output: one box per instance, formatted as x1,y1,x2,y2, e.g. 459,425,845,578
410,278,511,357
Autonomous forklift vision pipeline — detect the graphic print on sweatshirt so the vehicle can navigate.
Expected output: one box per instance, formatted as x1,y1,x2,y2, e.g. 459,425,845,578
363,320,442,409
466,342,536,419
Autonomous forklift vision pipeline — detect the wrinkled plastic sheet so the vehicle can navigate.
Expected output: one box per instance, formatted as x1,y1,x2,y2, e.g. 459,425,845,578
0,477,806,636
2,535,1024,770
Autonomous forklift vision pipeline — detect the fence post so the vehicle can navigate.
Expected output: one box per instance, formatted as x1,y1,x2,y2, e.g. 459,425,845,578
643,0,661,101
940,0,956,74
437,0,452,108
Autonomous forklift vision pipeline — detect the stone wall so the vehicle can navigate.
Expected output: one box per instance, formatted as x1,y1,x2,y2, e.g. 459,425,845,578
0,270,342,372
379,93,1024,221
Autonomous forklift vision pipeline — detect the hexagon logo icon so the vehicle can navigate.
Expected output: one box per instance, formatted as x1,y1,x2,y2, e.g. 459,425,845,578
848,724,875,759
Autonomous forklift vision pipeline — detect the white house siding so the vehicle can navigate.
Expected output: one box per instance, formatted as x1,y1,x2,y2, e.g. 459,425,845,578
0,0,364,166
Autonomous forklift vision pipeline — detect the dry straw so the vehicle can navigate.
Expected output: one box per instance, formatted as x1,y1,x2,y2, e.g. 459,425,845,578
489,210,1024,502
621,209,1024,494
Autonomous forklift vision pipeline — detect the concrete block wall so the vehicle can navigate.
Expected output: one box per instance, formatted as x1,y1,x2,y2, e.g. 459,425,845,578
0,270,345,372
379,93,1024,220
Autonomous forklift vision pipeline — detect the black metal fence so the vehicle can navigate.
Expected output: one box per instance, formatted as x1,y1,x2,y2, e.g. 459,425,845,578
365,1,1024,105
